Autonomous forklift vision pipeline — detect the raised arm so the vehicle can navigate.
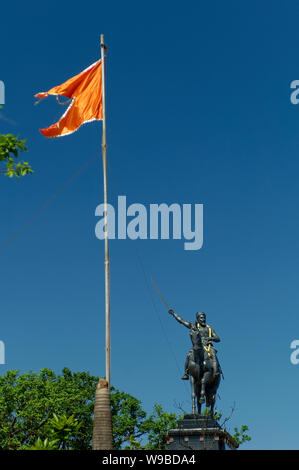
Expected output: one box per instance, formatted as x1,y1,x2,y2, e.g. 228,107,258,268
168,309,191,328
210,328,220,343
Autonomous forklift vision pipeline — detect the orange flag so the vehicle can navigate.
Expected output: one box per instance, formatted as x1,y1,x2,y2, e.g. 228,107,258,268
35,60,103,138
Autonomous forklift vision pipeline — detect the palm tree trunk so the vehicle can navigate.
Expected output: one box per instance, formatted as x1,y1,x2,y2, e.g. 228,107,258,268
92,378,113,449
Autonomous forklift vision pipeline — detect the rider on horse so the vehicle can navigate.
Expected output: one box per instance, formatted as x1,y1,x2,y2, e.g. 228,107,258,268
168,310,222,380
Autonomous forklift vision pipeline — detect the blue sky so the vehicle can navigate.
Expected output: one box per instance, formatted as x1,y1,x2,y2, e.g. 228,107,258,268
1,0,299,449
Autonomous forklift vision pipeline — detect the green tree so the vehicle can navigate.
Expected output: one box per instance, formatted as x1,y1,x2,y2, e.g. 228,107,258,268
0,368,97,450
0,368,178,450
0,368,250,450
111,389,179,450
0,134,33,177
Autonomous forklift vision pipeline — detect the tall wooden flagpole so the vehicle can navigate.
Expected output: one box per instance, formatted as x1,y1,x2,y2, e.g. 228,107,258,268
100,34,111,388
92,34,113,450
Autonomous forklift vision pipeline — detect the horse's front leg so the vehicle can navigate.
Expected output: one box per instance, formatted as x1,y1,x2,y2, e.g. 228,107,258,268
190,376,196,414
196,382,202,415
199,371,211,404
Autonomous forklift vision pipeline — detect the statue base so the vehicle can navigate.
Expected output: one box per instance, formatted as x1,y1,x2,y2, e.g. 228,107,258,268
166,414,239,450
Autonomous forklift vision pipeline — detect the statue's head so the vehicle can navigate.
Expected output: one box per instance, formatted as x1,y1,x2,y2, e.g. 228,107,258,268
196,312,206,326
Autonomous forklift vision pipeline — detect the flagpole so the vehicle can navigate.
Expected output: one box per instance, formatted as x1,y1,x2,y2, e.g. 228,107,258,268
100,34,111,388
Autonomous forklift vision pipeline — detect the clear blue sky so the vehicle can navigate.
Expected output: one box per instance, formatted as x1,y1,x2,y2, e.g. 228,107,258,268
1,0,299,450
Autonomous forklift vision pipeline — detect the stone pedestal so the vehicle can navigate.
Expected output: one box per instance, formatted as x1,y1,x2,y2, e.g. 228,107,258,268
166,414,239,450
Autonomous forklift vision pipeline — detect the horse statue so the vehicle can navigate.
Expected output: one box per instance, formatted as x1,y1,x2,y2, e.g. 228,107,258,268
167,308,221,416
188,326,221,415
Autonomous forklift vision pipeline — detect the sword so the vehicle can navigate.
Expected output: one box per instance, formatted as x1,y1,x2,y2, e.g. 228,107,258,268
151,277,171,311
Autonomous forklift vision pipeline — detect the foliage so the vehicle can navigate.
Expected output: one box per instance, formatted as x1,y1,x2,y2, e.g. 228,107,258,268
26,437,60,450
0,368,97,450
0,368,250,450
232,425,251,446
111,390,179,450
0,134,33,177
46,413,82,449
0,368,178,450
24,414,82,450
202,407,222,420
202,408,251,447
110,387,148,449
141,404,179,450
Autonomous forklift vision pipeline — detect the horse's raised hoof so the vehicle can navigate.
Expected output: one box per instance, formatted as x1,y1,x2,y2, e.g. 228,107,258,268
199,395,205,404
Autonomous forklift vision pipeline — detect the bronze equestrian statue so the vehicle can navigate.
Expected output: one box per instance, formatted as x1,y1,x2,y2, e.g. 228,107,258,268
169,309,222,415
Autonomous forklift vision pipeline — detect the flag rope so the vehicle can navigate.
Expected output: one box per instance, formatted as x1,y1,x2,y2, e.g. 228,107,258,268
0,154,99,254
106,160,189,391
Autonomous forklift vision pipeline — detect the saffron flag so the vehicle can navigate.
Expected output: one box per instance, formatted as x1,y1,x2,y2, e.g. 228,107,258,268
35,60,103,138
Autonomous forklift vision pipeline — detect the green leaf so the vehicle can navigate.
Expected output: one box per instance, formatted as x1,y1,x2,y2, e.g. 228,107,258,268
0,134,33,178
